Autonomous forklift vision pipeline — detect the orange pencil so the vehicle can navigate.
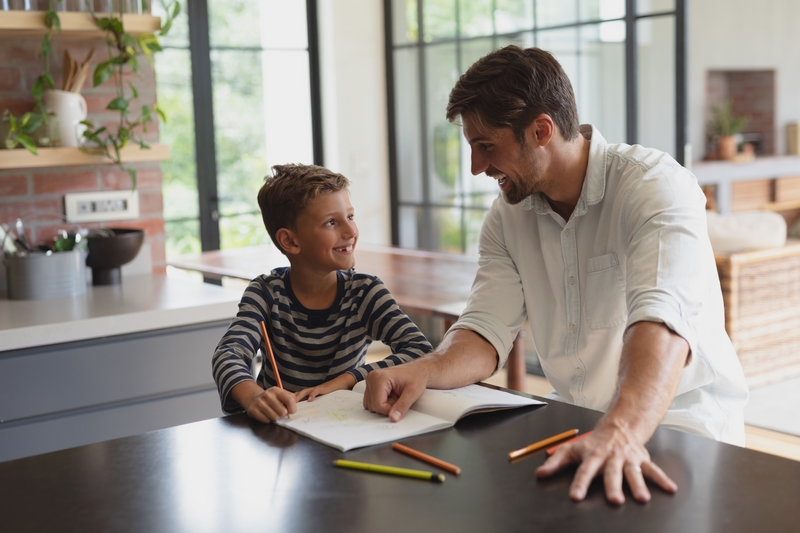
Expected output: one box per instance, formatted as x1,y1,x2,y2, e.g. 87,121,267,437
392,443,461,475
259,320,288,419
508,429,579,460
259,320,283,389
546,430,592,455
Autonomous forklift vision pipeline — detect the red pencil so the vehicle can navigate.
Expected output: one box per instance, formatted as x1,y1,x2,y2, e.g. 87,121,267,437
546,430,593,455
393,443,461,475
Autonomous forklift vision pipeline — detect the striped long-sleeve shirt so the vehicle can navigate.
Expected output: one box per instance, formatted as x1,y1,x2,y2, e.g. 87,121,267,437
212,267,433,414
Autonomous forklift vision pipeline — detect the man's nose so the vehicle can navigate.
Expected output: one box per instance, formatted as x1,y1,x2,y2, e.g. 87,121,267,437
471,149,489,176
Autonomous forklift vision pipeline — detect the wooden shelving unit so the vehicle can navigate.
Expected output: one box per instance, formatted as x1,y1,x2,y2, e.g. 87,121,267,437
0,11,160,39
0,144,169,169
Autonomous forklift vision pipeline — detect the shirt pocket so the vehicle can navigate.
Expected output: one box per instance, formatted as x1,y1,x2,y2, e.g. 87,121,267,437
585,253,628,329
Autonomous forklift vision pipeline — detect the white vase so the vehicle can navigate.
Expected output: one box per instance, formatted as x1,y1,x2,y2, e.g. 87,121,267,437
43,89,88,147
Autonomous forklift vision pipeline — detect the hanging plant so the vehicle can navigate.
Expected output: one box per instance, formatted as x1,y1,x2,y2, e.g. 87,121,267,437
4,3,60,153
80,0,180,189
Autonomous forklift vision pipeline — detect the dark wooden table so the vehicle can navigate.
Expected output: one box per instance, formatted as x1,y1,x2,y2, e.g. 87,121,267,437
169,244,527,390
2,386,797,532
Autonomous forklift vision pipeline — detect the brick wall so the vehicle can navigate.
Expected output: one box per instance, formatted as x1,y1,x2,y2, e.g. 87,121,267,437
0,35,166,275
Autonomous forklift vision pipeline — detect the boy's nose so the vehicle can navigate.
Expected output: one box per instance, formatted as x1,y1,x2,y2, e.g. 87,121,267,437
343,220,358,239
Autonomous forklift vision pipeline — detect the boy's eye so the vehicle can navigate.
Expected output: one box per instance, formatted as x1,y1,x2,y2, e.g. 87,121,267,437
325,219,335,226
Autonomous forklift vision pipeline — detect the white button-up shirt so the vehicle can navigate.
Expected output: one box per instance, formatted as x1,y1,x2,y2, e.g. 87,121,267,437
453,125,748,444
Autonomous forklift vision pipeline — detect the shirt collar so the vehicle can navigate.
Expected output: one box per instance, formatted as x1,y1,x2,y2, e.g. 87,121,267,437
526,124,608,215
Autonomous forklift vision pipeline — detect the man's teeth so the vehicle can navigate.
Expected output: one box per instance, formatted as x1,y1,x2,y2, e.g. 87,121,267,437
498,177,507,185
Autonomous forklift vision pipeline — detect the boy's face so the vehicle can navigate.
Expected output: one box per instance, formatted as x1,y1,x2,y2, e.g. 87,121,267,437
290,189,358,272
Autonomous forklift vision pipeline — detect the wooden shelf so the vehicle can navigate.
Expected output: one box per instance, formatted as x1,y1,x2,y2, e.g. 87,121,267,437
0,11,160,39
0,144,169,169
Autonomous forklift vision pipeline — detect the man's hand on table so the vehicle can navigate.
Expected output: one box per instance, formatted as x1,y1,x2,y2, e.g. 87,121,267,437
535,418,677,505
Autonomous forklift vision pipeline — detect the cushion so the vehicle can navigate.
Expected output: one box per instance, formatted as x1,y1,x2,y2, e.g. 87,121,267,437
706,210,787,254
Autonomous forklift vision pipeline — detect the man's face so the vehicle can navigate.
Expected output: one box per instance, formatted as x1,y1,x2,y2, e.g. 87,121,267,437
462,114,550,205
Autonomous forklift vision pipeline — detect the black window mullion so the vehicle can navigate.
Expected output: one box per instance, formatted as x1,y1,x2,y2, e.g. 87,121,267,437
625,0,638,145
307,0,324,166
417,0,434,250
675,0,688,165
187,0,220,251
384,0,400,246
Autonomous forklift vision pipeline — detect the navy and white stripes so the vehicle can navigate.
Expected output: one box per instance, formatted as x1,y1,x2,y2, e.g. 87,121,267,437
212,267,432,414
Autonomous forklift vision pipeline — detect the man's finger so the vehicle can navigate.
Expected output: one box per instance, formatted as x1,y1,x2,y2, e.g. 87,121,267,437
535,445,575,477
603,457,627,506
642,461,678,494
623,464,651,503
387,389,418,422
569,455,604,501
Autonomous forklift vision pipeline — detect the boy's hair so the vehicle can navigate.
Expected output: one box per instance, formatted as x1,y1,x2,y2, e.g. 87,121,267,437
258,164,350,254
446,45,580,144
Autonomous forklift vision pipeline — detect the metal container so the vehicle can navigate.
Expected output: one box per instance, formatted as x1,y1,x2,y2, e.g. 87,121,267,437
4,249,87,300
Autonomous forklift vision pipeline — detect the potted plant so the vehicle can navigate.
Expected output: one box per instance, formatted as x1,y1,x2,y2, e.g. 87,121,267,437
707,99,749,160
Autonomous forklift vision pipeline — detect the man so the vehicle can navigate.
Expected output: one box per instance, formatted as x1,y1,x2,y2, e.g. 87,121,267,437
363,45,748,505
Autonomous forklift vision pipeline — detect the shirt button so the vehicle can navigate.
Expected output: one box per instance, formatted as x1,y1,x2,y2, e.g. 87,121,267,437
569,276,575,285
570,324,576,333
564,229,571,237
576,367,584,375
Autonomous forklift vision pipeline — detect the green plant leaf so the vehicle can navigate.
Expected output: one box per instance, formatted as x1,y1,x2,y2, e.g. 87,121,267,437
128,168,137,191
93,60,114,87
17,134,38,154
138,140,150,149
154,103,166,123
40,33,51,59
128,81,138,99
31,76,46,99
20,112,44,134
107,97,129,111
45,9,60,33
43,72,55,89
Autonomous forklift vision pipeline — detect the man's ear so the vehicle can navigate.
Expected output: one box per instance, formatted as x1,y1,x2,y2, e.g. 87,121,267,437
276,228,300,255
528,114,555,147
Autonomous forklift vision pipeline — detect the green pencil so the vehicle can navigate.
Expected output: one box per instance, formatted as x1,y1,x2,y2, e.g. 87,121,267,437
333,459,446,483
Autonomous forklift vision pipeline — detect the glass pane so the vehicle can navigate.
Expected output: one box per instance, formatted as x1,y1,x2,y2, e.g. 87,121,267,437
537,28,579,90
394,48,423,203
536,0,577,28
152,0,189,48
209,0,307,49
460,0,493,38
220,212,271,250
459,36,494,73
636,0,675,16
495,30,535,50
392,0,419,44
577,24,626,143
465,207,490,254
262,50,314,167
165,219,201,257
494,0,534,34
398,206,420,249
430,207,463,253
156,48,198,259
637,15,675,156
579,0,625,21
423,0,456,41
426,43,460,206
210,49,269,224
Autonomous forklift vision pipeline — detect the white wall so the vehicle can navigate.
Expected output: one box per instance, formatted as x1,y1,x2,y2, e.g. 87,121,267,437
318,0,391,246
689,0,800,160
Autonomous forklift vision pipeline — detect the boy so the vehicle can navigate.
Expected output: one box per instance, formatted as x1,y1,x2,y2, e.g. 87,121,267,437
212,164,433,423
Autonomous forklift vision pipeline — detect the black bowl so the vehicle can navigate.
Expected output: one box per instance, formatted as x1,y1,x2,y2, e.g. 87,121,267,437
85,228,145,285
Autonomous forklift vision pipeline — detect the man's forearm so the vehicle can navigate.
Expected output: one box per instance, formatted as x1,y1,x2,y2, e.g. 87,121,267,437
599,321,689,442
416,328,499,389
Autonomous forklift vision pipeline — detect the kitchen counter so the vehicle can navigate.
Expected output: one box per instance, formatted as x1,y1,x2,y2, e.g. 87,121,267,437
0,275,242,462
0,274,240,352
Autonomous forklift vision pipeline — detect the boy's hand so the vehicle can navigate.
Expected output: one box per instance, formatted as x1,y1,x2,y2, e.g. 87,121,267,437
295,373,357,402
231,380,297,423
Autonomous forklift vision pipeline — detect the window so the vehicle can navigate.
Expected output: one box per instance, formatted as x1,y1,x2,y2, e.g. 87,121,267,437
385,0,686,253
154,0,322,257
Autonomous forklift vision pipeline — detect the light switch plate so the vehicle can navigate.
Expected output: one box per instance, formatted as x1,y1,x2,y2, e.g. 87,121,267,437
64,190,140,222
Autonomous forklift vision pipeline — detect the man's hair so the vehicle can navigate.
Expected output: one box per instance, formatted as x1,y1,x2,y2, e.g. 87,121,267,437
257,164,350,254
446,45,580,144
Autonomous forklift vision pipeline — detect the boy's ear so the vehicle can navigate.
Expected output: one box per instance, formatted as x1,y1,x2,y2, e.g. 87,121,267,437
276,228,301,255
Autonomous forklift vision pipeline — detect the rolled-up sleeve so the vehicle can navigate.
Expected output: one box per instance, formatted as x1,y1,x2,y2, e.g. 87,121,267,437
622,164,710,358
451,200,527,370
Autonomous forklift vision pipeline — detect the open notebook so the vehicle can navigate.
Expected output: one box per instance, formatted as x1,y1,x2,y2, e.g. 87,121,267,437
275,381,544,452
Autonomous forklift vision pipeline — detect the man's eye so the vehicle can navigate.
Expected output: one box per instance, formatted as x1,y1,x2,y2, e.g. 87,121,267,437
348,214,354,221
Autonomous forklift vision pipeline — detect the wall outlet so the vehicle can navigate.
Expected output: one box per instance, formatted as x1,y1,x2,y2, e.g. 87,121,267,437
65,190,140,222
